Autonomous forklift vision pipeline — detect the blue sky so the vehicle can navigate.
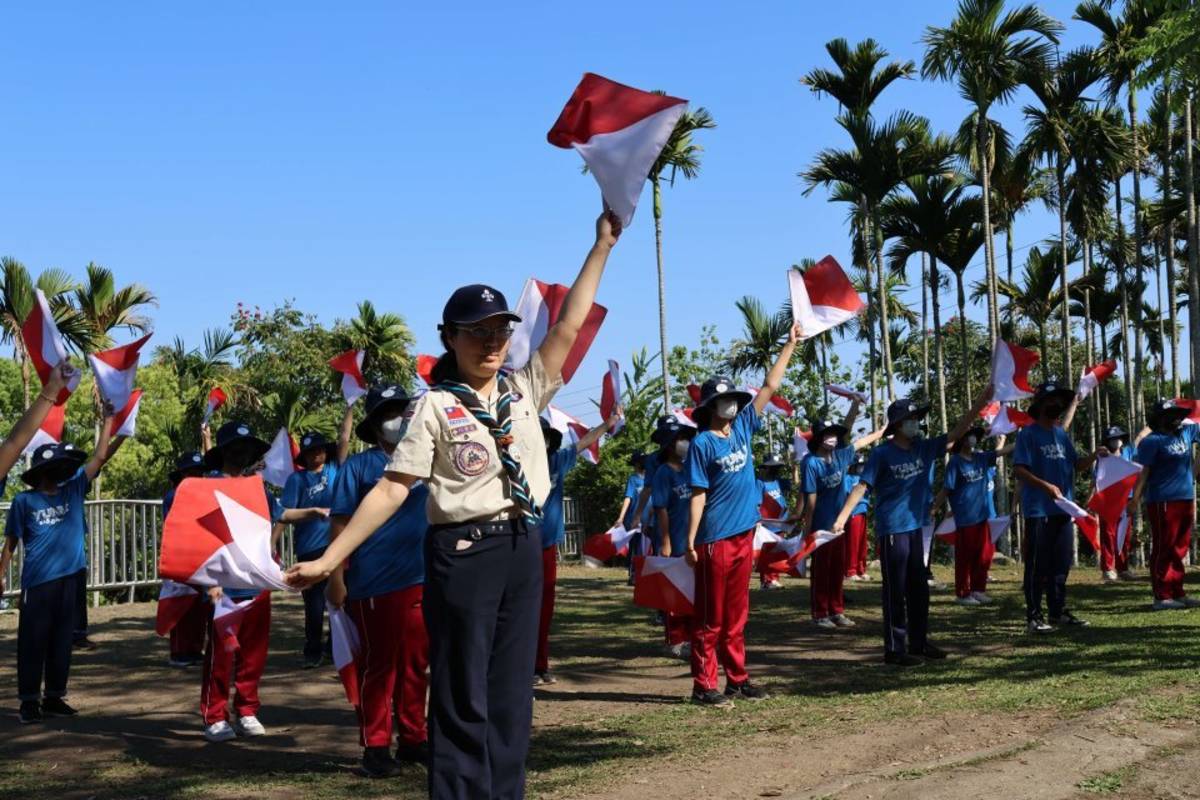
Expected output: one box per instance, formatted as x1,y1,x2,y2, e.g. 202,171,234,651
1,2,1155,423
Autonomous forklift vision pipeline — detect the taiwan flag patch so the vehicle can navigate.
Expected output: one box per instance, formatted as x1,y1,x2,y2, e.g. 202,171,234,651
446,406,467,421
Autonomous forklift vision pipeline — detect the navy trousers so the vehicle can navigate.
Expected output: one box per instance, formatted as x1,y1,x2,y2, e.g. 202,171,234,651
18,574,77,702
1024,515,1074,621
877,531,929,656
73,568,88,641
424,519,541,800
297,548,330,659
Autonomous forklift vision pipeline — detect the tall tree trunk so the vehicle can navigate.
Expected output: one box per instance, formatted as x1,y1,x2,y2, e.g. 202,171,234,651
978,114,999,345
931,256,948,434
1116,178,1135,424
956,272,972,405
1166,81,1181,397
1130,80,1146,431
921,252,930,400
859,206,879,427
1057,163,1073,382
1084,241,1097,452
1101,325,1112,430
652,179,672,411
872,208,896,403
1155,238,1166,400
1006,226,1015,289
1186,90,1200,385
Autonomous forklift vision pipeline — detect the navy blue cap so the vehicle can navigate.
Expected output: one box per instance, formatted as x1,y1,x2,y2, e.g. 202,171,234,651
22,442,87,486
204,421,270,469
884,398,931,435
169,451,206,483
439,284,522,328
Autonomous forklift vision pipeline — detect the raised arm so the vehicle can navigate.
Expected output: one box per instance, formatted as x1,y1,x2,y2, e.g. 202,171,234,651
947,383,995,450
200,422,213,453
337,405,354,465
84,410,116,482
537,212,620,382
753,323,800,416
1133,426,1151,447
1061,393,1082,432
852,426,885,451
575,409,621,454
841,398,861,433
0,363,72,480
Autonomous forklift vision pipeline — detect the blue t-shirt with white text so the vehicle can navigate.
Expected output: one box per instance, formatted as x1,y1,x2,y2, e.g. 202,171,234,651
6,469,89,590
859,436,947,536
802,445,855,532
1136,426,1200,503
944,451,999,527
684,404,763,544
652,462,692,556
282,462,340,558
1013,424,1079,518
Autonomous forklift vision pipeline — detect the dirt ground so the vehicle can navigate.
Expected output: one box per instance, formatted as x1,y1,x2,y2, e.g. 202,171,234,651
1,569,1199,799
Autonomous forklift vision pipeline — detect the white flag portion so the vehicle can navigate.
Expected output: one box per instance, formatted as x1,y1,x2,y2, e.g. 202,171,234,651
21,401,65,456
600,359,623,434
633,556,695,615
1116,511,1131,553
934,516,958,541
583,525,638,563
261,427,297,489
990,339,1040,402
752,523,784,561
112,389,143,439
984,403,1034,436
504,278,607,384
672,408,697,428
329,349,368,406
921,520,956,567
20,288,81,405
543,404,600,465
826,383,868,404
1087,455,1142,542
87,333,152,410
329,607,361,706
547,73,687,227
744,384,794,417
1077,360,1117,400
1054,497,1100,550
988,515,1012,545
213,593,261,652
788,256,865,339
793,428,812,461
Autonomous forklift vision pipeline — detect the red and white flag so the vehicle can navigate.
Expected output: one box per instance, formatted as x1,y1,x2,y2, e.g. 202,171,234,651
547,73,688,227
744,384,793,417
154,579,200,636
504,279,607,384
759,491,785,520
544,405,600,465
985,403,1034,436
989,515,1012,545
261,427,299,489
87,333,151,410
112,389,143,439
1087,455,1142,540
788,257,865,339
1077,360,1117,400
1174,399,1200,425
758,530,839,575
20,289,80,405
673,408,697,428
752,523,784,561
793,428,812,461
990,340,1039,402
583,525,638,563
329,349,368,405
1054,497,1100,550
922,518,959,565
600,359,623,433
826,383,867,404
159,475,290,591
21,401,65,455
1116,511,1131,553
632,556,695,615
685,384,702,405
416,354,438,387
203,387,228,423
212,592,264,652
329,606,361,706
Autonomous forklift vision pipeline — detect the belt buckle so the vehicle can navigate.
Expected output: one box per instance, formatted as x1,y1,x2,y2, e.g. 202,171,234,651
470,527,483,541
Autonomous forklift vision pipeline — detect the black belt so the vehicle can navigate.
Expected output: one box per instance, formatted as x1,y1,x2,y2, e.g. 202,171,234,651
429,518,529,540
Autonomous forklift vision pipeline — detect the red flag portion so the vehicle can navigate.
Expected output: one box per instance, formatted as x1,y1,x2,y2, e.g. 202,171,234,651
582,525,638,563
20,289,80,404
990,340,1039,402
21,401,65,455
632,556,695,615
758,530,839,576
788,257,865,339
1087,456,1142,541
504,279,606,384
600,359,623,433
88,333,152,410
1055,497,1100,550
203,387,228,423
329,349,368,405
112,389,143,439
1078,360,1117,400
416,354,438,387
155,579,200,636
212,592,265,652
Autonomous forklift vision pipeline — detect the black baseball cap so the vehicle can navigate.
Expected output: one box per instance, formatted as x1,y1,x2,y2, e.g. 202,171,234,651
809,418,849,453
439,284,522,329
540,416,564,452
1103,425,1128,441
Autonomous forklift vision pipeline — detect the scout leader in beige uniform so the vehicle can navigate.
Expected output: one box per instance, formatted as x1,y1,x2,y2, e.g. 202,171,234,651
288,210,621,800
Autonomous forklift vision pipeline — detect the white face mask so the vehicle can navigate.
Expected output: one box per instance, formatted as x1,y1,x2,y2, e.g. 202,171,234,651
379,416,406,444
822,435,838,449
716,398,739,420
674,440,691,459
899,419,921,439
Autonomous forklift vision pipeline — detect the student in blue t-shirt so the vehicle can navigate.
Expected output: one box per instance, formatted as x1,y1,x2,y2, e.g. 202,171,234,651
161,451,210,668
651,419,698,661
534,410,620,685
932,429,1013,606
1012,382,1102,633
833,384,994,667
1,373,118,725
800,402,880,629
842,454,872,581
324,385,430,777
281,414,352,669
683,324,801,708
1131,400,1200,610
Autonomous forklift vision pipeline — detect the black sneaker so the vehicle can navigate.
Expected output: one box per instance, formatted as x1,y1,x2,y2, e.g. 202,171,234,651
302,655,323,670
916,642,948,660
41,698,78,716
1050,610,1090,627
724,681,769,701
884,652,922,667
395,740,429,765
361,746,402,778
73,637,98,651
18,701,41,724
691,688,734,709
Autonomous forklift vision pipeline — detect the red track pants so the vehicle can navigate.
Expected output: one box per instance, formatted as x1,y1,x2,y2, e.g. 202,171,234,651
691,530,752,692
200,594,270,725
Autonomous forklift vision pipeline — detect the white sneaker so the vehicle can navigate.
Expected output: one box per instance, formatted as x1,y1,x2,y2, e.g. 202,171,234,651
860,573,872,581
814,617,838,630
204,720,236,742
665,643,688,661
955,595,981,606
1026,620,1054,634
848,574,862,582
1102,570,1118,583
831,613,856,628
971,591,993,604
235,715,267,736
762,579,784,591
1153,598,1187,611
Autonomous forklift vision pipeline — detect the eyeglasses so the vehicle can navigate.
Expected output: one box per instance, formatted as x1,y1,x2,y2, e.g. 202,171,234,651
456,322,516,341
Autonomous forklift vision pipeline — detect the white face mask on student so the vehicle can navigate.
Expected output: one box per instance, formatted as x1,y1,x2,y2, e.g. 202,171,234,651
379,416,406,444
674,440,691,459
715,398,739,420
899,419,921,439
822,435,838,449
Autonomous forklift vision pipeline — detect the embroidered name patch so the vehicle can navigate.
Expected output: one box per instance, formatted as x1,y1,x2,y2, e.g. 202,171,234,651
454,442,490,476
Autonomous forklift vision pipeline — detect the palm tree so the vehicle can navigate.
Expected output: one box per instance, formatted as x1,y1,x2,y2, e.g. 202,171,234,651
989,137,1050,288
1020,49,1103,380
882,170,978,432
802,38,915,417
922,0,1063,344
1147,84,1182,395
261,384,331,438
645,107,716,410
73,263,156,347
337,300,417,388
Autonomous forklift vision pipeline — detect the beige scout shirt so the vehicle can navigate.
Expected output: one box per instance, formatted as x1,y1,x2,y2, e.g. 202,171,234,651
387,352,563,525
